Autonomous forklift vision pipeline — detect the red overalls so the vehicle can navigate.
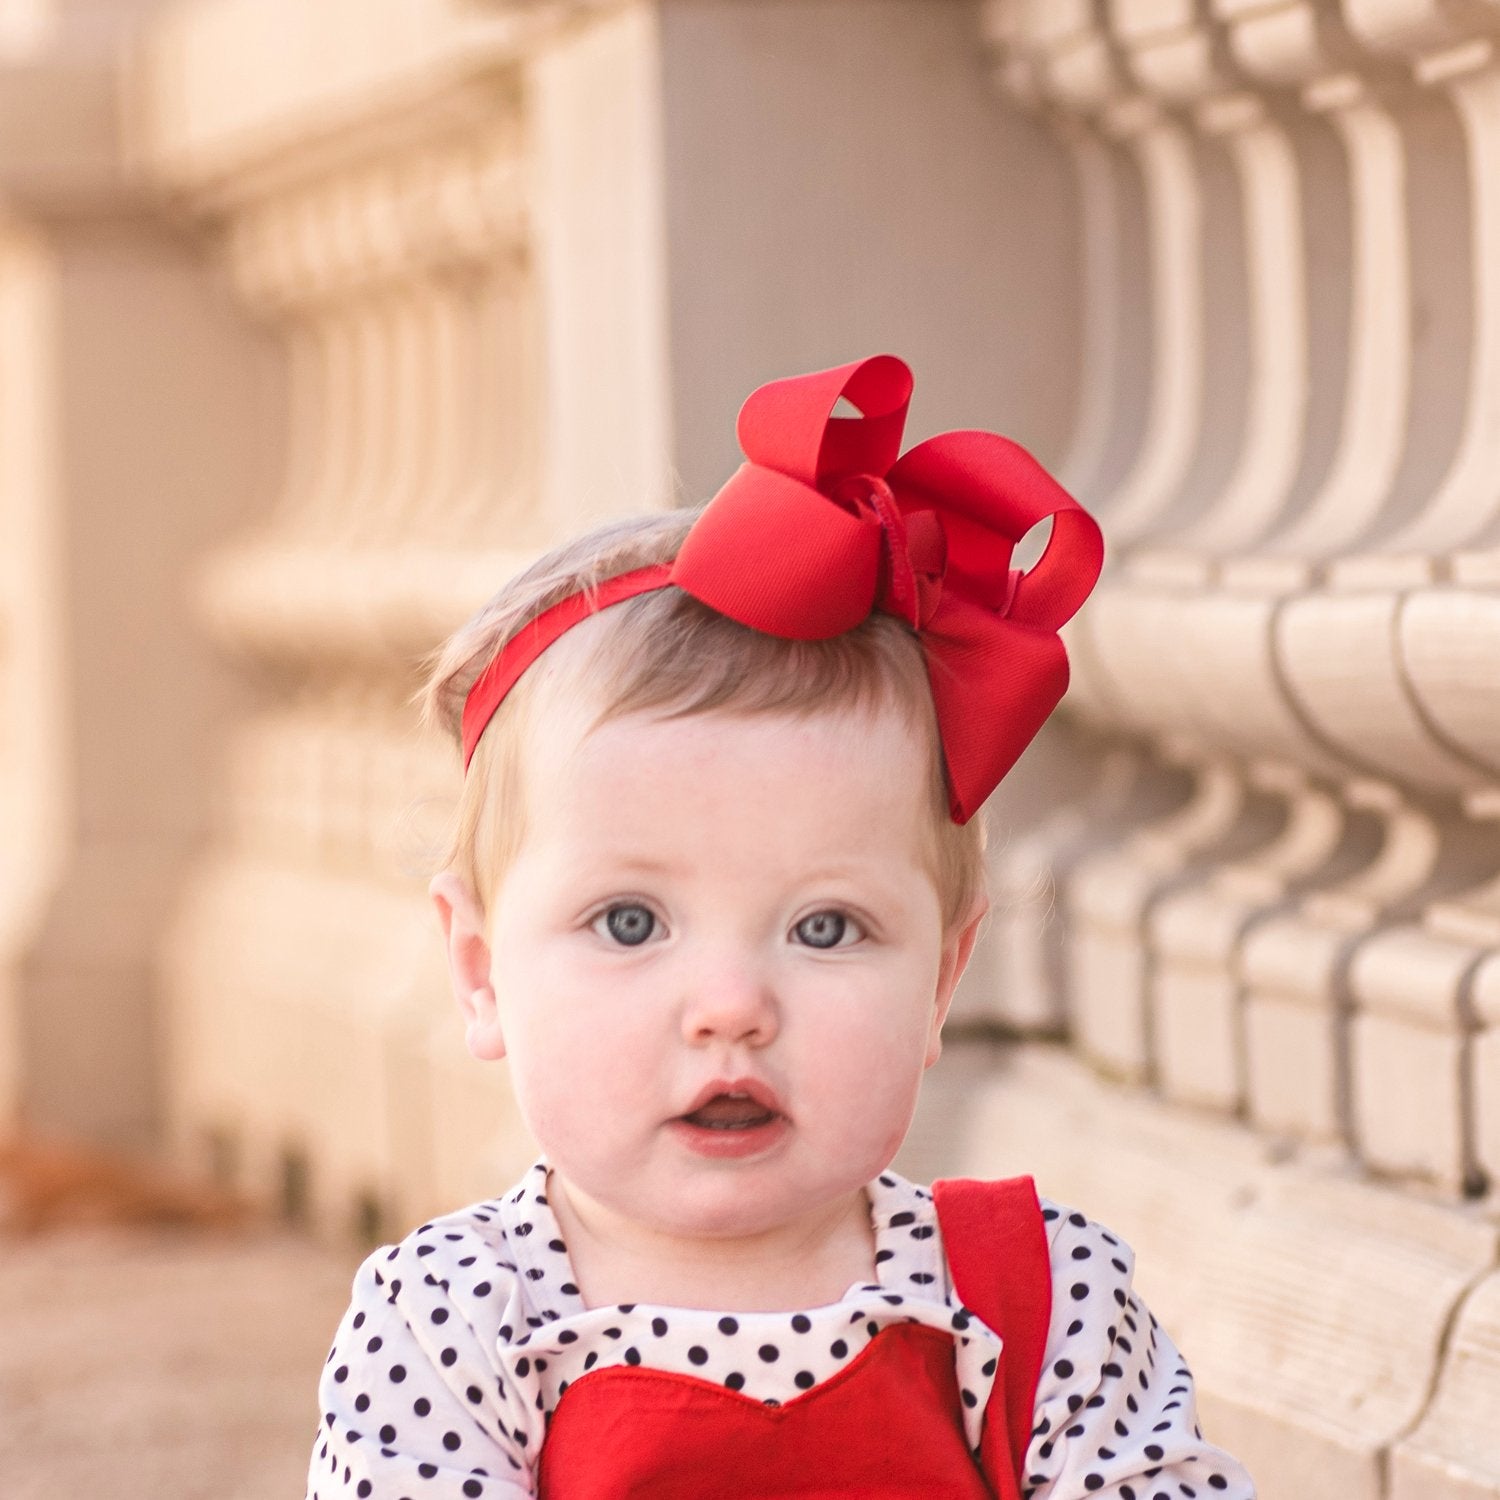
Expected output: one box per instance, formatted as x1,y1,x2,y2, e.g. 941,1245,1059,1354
537,1176,1052,1499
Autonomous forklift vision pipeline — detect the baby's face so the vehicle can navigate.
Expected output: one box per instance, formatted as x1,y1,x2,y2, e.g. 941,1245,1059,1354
477,703,974,1246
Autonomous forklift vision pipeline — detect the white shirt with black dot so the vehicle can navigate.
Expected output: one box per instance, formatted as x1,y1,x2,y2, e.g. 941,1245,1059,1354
307,1161,1255,1500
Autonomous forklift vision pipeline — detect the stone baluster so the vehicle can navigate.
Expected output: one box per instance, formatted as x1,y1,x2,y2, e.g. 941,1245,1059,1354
976,3,1213,1038
1067,751,1287,1080
137,1,568,1234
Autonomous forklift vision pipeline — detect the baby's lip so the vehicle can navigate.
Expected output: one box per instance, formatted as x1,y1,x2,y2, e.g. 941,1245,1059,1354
678,1076,785,1120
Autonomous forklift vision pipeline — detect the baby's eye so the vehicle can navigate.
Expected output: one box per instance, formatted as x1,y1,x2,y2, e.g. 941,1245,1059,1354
594,903,657,946
793,911,861,950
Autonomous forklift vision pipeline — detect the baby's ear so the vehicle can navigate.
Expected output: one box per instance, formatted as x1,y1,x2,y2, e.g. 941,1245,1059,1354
925,897,990,1068
429,871,507,1061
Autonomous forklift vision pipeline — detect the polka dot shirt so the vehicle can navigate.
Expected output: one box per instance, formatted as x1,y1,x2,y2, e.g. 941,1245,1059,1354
307,1161,1254,1499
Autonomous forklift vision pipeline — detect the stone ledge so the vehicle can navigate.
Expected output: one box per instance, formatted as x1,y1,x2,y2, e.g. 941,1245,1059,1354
1392,1269,1500,1498
133,0,599,194
906,1040,1500,1499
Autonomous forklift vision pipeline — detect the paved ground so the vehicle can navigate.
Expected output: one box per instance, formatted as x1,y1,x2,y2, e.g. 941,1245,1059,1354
1,1222,360,1500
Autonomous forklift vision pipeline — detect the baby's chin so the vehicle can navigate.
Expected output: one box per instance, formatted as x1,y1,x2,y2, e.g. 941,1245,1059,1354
624,1165,878,1245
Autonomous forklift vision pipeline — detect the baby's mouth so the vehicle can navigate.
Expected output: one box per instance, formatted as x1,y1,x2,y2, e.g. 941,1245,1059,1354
679,1092,781,1131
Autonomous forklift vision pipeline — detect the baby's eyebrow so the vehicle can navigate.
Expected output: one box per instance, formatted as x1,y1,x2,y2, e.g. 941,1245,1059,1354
582,853,681,878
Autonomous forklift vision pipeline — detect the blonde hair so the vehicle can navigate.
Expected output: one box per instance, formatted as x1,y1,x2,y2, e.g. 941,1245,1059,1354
414,509,987,930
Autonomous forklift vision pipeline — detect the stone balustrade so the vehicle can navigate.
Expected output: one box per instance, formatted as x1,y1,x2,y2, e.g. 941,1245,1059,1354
133,0,680,1233
975,1,1500,1492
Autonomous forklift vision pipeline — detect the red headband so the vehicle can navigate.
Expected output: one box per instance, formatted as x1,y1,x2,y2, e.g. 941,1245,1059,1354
461,354,1103,823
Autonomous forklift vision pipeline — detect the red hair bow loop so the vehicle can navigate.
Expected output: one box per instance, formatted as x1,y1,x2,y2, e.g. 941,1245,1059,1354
670,355,1103,822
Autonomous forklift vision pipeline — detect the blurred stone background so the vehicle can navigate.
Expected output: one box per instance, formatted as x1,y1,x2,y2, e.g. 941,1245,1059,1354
3,0,1500,1496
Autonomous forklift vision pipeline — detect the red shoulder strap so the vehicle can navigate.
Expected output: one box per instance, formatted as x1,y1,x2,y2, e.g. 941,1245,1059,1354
932,1176,1052,1499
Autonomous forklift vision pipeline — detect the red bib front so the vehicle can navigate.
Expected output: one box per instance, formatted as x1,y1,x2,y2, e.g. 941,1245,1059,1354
536,1175,1051,1499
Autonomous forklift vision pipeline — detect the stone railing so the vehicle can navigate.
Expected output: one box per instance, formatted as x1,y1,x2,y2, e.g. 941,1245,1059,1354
966,2,1500,1494
132,0,679,1234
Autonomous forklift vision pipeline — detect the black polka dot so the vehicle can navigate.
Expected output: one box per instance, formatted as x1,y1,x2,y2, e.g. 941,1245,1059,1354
1071,1283,1090,1301
443,1432,461,1451
354,1394,370,1412
651,1317,669,1337
718,1316,739,1335
794,1371,815,1390
758,1344,780,1363
419,1462,437,1478
389,1365,406,1383
432,1308,449,1324
1085,1479,1104,1493
688,1346,708,1365
379,1425,396,1442
830,1340,848,1358
1054,1359,1074,1378
790,1314,811,1333
624,1348,641,1366
366,1336,383,1353
334,1366,349,1383
725,1372,745,1391
464,1483,483,1498
414,1397,430,1417
440,1348,457,1367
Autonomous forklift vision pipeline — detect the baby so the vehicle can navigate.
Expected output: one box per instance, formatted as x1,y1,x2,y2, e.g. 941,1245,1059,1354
306,356,1255,1498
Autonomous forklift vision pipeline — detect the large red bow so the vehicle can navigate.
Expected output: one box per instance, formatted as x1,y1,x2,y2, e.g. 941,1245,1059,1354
668,354,1103,821
461,355,1103,822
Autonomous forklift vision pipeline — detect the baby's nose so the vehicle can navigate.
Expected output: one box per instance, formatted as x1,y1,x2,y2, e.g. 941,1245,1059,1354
680,964,780,1046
